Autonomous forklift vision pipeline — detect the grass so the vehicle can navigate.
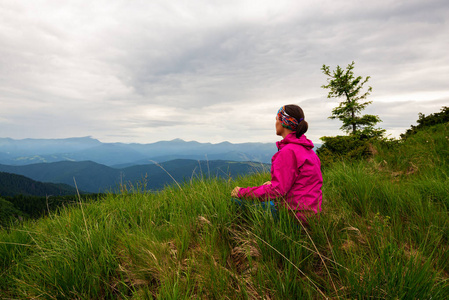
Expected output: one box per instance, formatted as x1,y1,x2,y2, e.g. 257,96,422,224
1,123,448,299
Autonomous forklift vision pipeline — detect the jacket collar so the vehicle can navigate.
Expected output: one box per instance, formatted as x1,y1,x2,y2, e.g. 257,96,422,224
276,132,314,150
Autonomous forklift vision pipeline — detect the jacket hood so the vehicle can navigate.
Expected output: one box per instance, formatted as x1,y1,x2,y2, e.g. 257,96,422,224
276,133,314,150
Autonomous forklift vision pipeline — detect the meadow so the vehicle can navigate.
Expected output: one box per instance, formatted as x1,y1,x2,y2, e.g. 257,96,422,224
1,122,448,299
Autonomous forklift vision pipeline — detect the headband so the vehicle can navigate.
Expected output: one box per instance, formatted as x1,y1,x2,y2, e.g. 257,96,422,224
277,106,303,130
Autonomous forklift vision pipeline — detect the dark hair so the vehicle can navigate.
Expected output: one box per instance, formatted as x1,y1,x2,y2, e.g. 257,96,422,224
284,104,308,138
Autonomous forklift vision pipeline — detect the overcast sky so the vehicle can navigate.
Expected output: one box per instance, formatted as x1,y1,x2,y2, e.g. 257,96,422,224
1,0,448,145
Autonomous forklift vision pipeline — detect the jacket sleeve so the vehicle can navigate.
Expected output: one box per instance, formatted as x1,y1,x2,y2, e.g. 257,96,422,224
237,149,298,201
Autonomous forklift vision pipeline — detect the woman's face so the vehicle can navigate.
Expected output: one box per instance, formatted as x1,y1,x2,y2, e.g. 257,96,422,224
275,116,284,136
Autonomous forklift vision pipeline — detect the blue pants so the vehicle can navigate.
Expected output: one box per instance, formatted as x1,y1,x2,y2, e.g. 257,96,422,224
231,198,278,217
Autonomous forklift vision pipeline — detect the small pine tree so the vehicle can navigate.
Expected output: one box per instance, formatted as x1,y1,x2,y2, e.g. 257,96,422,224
321,61,382,136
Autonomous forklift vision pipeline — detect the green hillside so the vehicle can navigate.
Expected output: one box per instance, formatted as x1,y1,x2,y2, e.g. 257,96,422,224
0,161,121,193
0,122,448,298
0,172,78,197
0,172,82,227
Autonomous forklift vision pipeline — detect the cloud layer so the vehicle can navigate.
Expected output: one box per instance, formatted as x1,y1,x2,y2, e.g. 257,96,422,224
1,0,448,144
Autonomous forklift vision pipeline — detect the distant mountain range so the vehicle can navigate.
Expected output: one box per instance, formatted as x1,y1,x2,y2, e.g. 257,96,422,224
0,137,281,166
0,160,269,193
0,137,320,194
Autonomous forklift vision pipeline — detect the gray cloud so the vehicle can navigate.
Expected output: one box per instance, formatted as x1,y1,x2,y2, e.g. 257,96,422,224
0,0,448,144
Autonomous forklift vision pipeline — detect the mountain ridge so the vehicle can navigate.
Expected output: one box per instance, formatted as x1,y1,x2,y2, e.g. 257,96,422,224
0,159,269,193
0,137,281,166
0,171,79,197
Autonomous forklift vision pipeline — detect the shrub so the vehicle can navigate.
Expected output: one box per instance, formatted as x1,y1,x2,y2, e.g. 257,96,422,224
401,106,449,139
316,129,384,167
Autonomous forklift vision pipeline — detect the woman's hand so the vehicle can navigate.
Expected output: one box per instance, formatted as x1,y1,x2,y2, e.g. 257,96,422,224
231,186,241,197
263,181,272,185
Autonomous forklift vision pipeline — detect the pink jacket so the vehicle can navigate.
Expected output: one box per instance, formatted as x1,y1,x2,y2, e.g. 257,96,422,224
238,133,323,222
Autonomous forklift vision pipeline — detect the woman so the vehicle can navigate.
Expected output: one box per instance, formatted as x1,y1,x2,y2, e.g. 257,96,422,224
231,105,323,223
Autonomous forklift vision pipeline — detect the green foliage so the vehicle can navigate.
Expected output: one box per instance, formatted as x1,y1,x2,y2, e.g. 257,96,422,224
3,194,93,219
322,61,382,135
0,198,26,227
375,122,449,175
401,106,449,139
317,126,386,167
0,123,448,298
317,135,373,167
0,192,105,229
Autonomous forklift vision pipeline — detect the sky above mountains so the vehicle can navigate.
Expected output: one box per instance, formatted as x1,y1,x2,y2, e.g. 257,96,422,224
1,0,448,144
